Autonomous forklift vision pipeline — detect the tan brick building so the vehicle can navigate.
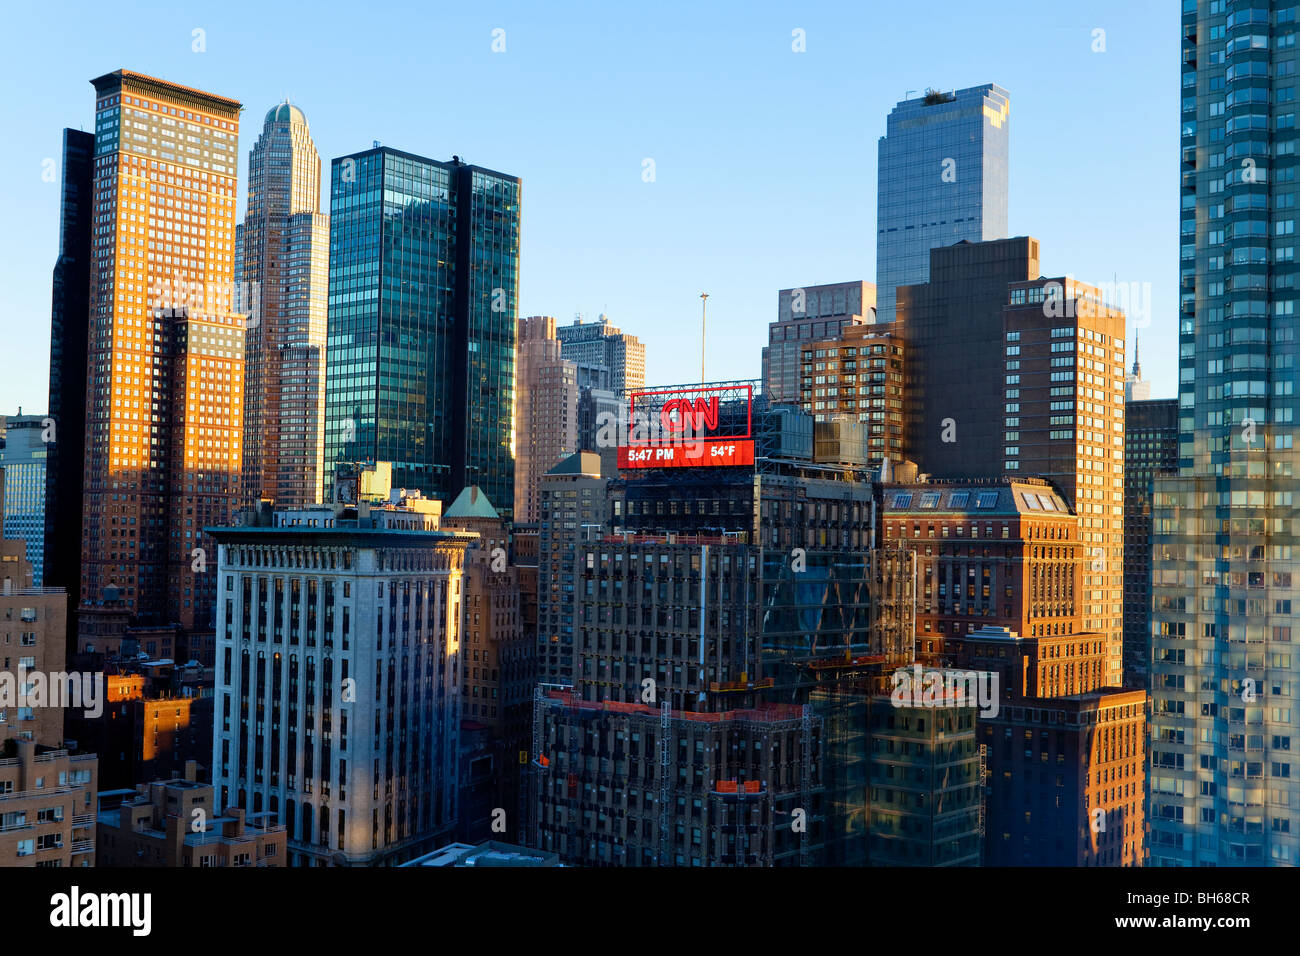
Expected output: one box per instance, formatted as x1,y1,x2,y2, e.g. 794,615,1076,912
513,316,579,524
0,739,97,867
97,761,285,866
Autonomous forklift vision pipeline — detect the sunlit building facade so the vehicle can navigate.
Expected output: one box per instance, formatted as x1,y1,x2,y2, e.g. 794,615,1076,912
80,70,244,631
235,102,329,508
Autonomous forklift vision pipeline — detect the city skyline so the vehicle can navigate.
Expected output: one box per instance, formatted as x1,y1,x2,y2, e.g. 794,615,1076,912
2,0,1178,418
11,0,1291,888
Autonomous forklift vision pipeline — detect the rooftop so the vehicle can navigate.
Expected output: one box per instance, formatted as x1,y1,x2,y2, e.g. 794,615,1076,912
444,485,501,520
264,101,307,127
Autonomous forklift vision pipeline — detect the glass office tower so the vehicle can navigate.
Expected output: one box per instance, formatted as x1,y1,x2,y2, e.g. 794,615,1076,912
1149,0,1300,866
323,148,520,515
875,84,1010,324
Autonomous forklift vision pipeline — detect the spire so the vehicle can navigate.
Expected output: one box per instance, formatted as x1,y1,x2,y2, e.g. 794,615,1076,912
1131,333,1141,378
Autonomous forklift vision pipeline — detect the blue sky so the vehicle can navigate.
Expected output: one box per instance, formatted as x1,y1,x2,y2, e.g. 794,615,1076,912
0,0,1178,415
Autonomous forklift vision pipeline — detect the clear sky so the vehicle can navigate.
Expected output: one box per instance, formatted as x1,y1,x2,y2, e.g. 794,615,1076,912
0,0,1178,415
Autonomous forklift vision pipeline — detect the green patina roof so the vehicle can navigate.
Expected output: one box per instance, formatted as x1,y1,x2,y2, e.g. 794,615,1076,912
444,485,501,519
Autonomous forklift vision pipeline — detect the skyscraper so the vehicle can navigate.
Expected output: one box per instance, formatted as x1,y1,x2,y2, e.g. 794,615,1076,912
876,84,1010,324
0,414,49,584
1147,3,1300,866
898,238,1039,479
554,315,645,396
536,451,607,685
897,239,1127,687
79,70,244,631
1124,397,1176,688
209,490,475,865
44,127,95,602
513,316,579,523
1125,336,1153,403
322,148,521,515
762,281,874,405
235,103,329,508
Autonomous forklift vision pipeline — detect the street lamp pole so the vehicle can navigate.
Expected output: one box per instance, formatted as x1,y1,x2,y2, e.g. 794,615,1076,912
700,292,709,383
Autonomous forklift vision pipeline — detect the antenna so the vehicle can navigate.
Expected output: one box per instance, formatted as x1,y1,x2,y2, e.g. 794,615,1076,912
699,293,709,383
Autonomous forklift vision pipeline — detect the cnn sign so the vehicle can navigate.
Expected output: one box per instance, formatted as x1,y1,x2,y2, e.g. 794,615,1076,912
617,384,754,470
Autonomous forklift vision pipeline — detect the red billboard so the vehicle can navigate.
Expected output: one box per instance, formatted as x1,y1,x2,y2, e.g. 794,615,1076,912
618,384,754,469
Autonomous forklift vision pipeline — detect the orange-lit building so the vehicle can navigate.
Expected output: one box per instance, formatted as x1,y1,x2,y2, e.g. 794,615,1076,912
947,625,1106,702
879,478,1083,662
944,623,1145,866
799,321,908,465
79,69,244,632
978,689,1145,866
67,671,213,790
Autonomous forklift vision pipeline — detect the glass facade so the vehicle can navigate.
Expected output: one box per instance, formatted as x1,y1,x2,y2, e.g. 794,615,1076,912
875,84,1010,324
1150,0,1300,866
1,417,48,585
323,148,520,515
44,127,94,596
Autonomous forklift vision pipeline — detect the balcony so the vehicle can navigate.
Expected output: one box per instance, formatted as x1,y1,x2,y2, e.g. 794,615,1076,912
70,840,94,854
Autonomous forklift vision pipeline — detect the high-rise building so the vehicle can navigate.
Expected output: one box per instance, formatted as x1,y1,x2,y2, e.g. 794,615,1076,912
946,625,1146,866
209,481,476,866
866,694,982,866
1124,336,1153,403
555,315,645,397
0,527,98,867
532,686,819,866
441,484,536,843
981,688,1146,866
898,239,1127,687
876,84,1010,323
898,238,1040,478
1123,398,1177,688
44,127,95,603
1003,277,1127,687
322,147,520,516
513,317,579,523
536,452,607,685
798,321,907,465
762,282,873,405
1,415,49,584
79,70,245,633
879,478,1086,662
1147,1,1300,866
235,103,329,508
528,389,935,866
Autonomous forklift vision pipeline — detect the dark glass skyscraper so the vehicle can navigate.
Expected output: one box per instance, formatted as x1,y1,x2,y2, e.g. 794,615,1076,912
876,84,1010,324
1149,0,1300,866
323,148,520,515
44,127,94,603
